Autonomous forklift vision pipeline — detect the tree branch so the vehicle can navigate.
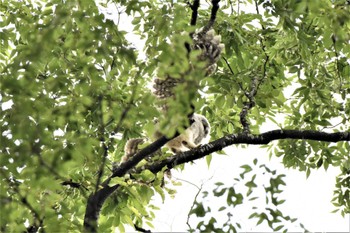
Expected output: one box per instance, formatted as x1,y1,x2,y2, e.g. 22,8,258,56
0,169,45,232
83,134,177,232
239,0,270,134
94,95,109,193
134,224,152,233
222,57,248,98
95,71,141,193
143,130,350,173
61,180,88,190
110,135,177,179
83,184,119,233
83,129,349,232
239,75,259,134
186,0,200,52
186,182,204,230
332,34,343,90
188,0,200,26
108,70,140,147
202,0,221,33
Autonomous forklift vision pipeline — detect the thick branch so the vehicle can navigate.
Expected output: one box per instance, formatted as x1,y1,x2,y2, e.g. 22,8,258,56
202,0,221,33
84,185,119,233
186,0,200,52
83,135,176,232
144,130,350,173
110,135,176,179
189,0,200,26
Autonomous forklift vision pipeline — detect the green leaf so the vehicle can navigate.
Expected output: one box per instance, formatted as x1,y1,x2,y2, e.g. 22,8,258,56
206,154,212,168
274,225,284,231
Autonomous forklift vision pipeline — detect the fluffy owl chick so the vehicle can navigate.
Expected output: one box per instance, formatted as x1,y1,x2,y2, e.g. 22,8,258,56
153,29,225,100
121,113,210,162
192,28,225,75
166,113,210,154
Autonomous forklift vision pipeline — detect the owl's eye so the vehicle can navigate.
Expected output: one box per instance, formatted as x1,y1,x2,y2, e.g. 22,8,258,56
171,148,178,153
182,141,188,146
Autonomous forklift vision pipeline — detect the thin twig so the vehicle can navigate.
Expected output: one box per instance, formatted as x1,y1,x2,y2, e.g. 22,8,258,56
0,169,45,231
321,118,348,130
61,180,87,190
37,153,64,180
115,3,122,27
110,57,116,70
332,34,343,90
228,0,234,14
94,95,109,193
186,183,204,230
222,57,234,76
134,224,152,233
34,143,88,193
95,71,138,192
109,70,140,145
222,57,246,95
239,0,270,134
254,0,265,30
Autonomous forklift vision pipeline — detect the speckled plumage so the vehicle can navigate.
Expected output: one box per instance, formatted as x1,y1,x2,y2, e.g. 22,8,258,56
153,29,224,100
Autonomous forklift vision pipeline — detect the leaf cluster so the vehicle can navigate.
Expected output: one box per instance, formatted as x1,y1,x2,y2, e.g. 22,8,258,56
1,0,349,232
187,158,305,232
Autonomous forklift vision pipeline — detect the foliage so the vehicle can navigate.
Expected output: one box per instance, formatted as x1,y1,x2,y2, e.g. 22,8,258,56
188,159,302,233
1,0,349,232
